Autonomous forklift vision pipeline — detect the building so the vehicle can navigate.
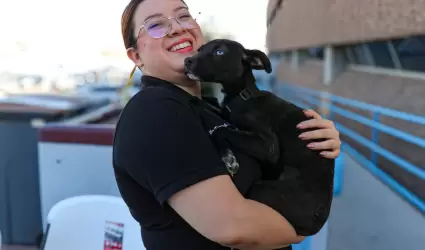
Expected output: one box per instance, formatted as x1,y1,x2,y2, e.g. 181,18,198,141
266,0,425,108
265,0,425,210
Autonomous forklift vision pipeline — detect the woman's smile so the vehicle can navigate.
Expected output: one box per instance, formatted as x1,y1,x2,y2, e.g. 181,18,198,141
167,38,194,53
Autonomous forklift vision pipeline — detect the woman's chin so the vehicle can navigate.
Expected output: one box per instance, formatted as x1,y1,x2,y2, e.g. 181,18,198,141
170,61,187,73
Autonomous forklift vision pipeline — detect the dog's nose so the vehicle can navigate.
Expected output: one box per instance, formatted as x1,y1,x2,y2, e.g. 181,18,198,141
185,58,193,66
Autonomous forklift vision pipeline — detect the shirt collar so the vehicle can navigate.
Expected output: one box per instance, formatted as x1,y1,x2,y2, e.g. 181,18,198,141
141,75,221,109
141,75,199,102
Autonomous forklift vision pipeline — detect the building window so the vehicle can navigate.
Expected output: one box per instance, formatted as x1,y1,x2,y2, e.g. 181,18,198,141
351,44,374,65
368,41,395,68
395,36,425,72
307,47,324,60
341,35,425,73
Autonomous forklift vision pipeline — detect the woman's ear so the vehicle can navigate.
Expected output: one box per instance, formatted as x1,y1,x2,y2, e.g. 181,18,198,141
126,47,144,68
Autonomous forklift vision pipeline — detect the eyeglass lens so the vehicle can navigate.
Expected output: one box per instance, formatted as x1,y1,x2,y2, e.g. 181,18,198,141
144,11,198,38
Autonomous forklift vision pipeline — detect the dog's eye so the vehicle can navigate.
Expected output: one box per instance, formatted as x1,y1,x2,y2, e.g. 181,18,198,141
214,49,224,56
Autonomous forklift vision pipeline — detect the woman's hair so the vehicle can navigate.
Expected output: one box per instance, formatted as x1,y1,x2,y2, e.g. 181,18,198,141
121,0,187,49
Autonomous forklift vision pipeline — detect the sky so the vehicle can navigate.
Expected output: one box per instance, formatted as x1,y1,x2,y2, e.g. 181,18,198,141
185,0,269,52
0,0,269,71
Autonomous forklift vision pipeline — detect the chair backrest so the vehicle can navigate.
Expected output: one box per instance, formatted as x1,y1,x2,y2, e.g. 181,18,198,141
42,195,144,250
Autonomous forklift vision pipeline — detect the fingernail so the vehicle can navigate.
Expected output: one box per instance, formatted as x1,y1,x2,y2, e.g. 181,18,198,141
297,124,304,129
320,152,327,156
299,133,306,139
307,143,315,148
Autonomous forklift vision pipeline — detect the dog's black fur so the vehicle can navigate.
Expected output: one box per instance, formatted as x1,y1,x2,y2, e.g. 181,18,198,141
184,39,335,236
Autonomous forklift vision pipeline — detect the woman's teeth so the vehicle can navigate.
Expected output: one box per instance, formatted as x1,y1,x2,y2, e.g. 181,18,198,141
169,41,192,52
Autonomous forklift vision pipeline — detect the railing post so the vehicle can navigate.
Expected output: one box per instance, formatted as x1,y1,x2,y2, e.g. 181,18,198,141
370,112,381,166
334,150,344,196
318,92,330,119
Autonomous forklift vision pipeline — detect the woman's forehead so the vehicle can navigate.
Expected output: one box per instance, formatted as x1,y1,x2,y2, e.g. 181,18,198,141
133,0,188,25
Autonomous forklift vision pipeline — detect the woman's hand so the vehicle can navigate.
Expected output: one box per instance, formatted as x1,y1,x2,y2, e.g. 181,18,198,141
296,109,341,159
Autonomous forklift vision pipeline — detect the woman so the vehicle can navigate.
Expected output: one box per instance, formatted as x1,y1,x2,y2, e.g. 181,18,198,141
113,0,341,249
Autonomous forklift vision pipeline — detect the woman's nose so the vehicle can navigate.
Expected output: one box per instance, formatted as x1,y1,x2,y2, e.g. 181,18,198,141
168,18,186,36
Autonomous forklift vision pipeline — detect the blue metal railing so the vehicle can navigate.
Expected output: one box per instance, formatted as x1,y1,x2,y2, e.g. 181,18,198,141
276,83,425,214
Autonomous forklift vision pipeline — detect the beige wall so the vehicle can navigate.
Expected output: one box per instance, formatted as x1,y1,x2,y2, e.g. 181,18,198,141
267,0,278,19
267,0,425,51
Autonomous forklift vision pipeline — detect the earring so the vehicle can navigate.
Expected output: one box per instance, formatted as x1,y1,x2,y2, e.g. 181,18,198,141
125,66,137,88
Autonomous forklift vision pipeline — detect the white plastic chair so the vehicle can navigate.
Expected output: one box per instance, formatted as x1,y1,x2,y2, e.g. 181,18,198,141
41,195,144,250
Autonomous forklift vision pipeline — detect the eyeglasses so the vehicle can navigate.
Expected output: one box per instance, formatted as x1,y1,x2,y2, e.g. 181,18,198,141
136,10,199,40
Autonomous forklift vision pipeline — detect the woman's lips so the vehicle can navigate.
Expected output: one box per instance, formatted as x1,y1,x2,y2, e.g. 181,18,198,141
168,38,194,53
173,46,193,53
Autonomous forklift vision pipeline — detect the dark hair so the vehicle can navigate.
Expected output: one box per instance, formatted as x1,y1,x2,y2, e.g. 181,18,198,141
121,0,187,49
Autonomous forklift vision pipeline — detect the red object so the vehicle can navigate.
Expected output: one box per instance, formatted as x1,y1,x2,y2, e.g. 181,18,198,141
104,221,124,250
39,124,115,145
104,241,123,250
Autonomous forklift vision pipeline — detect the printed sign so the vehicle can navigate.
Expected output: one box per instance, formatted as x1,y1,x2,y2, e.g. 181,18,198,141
104,221,124,250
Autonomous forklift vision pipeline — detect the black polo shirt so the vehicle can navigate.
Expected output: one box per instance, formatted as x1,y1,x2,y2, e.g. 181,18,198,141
112,75,265,249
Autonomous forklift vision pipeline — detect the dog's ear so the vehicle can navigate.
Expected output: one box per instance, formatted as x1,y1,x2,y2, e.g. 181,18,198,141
243,49,272,74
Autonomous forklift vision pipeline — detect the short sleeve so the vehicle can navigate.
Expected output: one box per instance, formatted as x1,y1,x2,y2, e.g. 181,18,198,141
113,94,228,205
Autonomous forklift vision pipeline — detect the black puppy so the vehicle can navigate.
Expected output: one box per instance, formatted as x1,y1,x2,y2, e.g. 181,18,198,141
184,39,335,236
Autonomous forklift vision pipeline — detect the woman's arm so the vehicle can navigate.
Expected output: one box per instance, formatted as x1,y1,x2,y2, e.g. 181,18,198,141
298,109,341,159
169,175,304,250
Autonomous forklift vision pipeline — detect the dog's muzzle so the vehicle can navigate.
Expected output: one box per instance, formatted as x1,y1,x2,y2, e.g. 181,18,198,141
184,58,201,81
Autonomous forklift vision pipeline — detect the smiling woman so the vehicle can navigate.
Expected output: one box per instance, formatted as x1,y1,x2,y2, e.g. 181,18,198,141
113,0,342,250
121,0,203,94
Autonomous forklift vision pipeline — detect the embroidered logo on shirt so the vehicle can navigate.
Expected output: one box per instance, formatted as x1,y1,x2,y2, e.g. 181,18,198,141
221,148,239,177
206,121,238,176
209,123,229,135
